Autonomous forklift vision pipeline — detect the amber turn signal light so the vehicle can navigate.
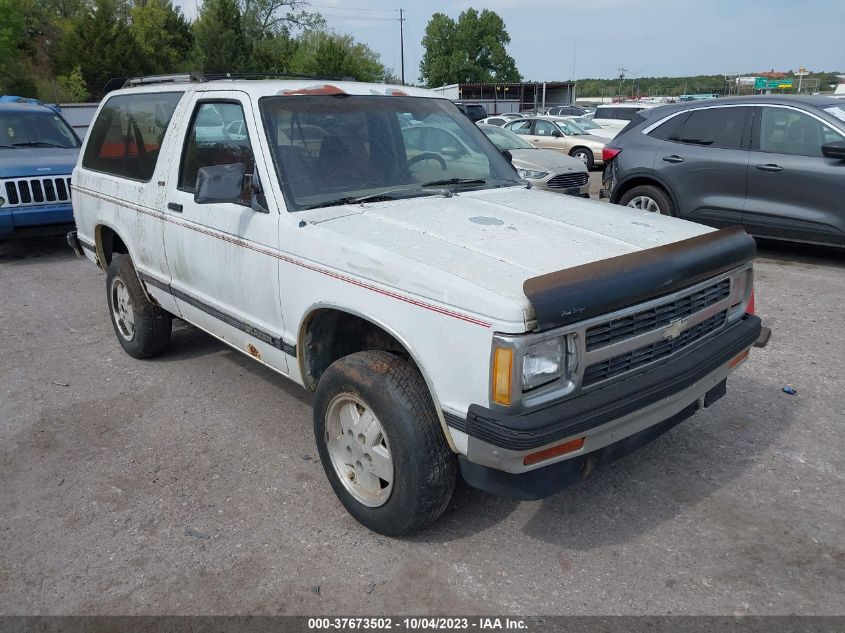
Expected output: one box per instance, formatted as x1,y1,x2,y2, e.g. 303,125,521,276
492,347,513,405
523,437,585,466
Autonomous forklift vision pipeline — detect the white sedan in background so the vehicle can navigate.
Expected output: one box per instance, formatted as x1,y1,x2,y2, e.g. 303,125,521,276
477,113,525,127
479,124,590,197
558,115,619,139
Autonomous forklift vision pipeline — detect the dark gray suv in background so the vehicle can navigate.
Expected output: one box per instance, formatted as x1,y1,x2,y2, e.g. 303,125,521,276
602,96,845,247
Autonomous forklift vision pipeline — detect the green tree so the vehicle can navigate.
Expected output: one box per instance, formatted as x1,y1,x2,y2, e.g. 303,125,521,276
192,0,248,72
419,8,520,87
58,64,89,101
57,0,151,94
240,0,324,40
130,0,193,73
291,30,389,82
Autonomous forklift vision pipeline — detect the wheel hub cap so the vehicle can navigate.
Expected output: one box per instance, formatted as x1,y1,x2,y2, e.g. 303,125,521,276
627,195,661,213
110,277,136,341
325,394,394,507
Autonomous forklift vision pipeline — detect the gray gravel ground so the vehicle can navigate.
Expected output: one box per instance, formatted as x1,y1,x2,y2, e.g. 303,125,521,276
1,205,843,615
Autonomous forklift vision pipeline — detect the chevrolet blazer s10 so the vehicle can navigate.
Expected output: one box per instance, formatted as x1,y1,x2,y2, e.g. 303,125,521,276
67,78,763,535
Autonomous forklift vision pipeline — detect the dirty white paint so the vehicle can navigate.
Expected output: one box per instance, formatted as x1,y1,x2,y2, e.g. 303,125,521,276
71,79,717,457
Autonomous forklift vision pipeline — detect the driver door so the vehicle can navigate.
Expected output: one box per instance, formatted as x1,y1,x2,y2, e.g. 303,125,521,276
162,91,290,372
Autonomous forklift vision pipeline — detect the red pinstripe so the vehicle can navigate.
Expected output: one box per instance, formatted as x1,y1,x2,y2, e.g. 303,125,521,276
76,187,492,328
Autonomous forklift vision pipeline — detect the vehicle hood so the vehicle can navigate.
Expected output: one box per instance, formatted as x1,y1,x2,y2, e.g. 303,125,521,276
306,187,712,319
0,147,79,178
509,148,586,173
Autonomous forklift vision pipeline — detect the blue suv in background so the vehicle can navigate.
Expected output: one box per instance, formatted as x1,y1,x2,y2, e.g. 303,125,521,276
0,99,81,240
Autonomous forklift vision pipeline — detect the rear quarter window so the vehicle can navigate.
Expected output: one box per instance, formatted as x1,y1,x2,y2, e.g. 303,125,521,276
82,92,183,182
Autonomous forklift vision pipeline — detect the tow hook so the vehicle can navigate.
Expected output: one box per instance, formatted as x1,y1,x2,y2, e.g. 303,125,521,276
755,326,772,348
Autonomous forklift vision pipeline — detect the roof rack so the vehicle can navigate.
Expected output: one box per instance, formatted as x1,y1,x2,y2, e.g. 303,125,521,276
106,71,355,93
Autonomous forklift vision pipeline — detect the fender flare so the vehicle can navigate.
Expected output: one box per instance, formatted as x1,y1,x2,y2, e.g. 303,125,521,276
297,302,458,452
94,222,157,306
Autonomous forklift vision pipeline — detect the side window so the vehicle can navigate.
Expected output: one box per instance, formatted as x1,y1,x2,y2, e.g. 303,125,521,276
534,120,558,136
179,102,254,192
649,113,689,141
758,107,842,157
82,92,182,181
672,107,748,149
488,118,505,126
509,121,533,135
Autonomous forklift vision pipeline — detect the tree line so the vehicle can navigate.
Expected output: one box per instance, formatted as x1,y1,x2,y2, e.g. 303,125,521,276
574,72,844,98
0,0,397,102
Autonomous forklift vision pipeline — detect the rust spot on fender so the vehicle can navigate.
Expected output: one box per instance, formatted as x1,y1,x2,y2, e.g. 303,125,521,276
385,88,408,96
247,343,261,359
280,84,346,96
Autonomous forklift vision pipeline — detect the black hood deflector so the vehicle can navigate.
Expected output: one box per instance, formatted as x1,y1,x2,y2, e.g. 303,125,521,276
523,225,756,331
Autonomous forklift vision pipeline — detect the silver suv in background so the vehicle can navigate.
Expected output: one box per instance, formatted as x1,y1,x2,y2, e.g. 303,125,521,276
602,96,845,247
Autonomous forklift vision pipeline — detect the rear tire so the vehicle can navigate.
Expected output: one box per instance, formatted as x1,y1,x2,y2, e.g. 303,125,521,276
618,184,674,216
314,351,456,535
106,254,172,359
570,147,594,170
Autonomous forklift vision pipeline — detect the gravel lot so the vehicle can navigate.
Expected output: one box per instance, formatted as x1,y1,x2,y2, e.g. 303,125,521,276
1,197,843,615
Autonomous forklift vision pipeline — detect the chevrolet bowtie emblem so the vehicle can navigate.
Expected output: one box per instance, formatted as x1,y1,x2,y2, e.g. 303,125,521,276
663,318,690,340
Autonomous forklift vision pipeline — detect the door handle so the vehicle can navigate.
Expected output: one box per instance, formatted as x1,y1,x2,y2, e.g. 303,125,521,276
167,202,183,213
662,155,684,163
756,163,783,172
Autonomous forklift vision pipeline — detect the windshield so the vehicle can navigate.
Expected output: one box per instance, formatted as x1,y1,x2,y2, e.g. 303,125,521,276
480,125,535,150
259,95,520,210
553,120,589,136
0,110,80,149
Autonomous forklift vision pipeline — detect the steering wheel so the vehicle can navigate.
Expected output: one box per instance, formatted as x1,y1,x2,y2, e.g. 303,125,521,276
407,152,447,171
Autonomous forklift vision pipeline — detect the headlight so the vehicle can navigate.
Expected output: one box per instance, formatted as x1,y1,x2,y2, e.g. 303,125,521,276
491,333,580,407
517,168,548,179
522,337,564,389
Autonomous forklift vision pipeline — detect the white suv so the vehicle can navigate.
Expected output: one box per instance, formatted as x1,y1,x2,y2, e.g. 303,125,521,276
592,103,658,132
67,78,763,534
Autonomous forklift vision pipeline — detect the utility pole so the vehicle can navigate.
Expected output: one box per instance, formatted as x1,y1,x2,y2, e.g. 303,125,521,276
399,8,405,86
617,68,627,101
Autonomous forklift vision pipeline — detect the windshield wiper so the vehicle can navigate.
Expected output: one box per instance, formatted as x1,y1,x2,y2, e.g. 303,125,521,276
0,144,18,149
421,177,487,187
12,141,69,148
302,187,451,210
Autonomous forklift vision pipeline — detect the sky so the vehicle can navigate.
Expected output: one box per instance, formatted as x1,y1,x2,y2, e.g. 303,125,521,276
175,0,844,85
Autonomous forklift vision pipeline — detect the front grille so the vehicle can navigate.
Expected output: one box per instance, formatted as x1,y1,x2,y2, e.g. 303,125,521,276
582,310,727,387
3,177,72,207
585,278,731,351
547,172,589,189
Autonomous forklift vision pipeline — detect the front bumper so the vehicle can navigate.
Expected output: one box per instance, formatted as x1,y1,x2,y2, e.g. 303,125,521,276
0,202,74,238
453,314,762,499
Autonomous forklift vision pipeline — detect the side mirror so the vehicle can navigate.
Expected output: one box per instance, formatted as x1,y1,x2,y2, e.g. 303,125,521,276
195,163,247,204
821,141,845,160
552,129,563,138
501,149,513,164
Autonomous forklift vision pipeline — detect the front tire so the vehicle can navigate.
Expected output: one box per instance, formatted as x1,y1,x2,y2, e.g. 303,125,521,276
618,184,674,216
106,254,172,359
314,351,456,535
